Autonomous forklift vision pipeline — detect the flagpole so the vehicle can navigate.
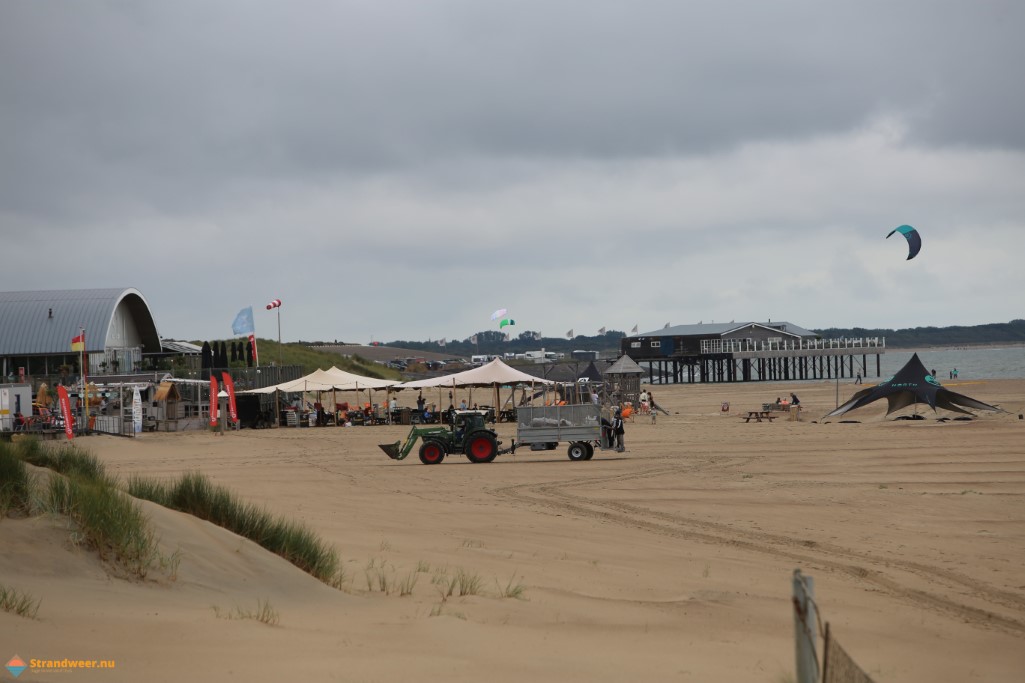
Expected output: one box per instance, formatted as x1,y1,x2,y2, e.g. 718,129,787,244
80,328,88,435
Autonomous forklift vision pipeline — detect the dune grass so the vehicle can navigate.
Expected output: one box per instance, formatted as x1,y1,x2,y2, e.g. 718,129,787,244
212,598,279,626
236,339,400,379
15,440,107,482
0,583,41,619
7,441,341,585
3,439,160,578
46,473,160,578
0,442,33,516
498,573,527,600
127,471,340,583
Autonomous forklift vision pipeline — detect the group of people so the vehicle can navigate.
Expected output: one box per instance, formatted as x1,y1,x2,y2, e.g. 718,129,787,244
638,389,657,424
774,393,800,407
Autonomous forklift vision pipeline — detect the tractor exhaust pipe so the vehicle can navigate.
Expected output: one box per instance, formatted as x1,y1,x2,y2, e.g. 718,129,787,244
379,441,402,459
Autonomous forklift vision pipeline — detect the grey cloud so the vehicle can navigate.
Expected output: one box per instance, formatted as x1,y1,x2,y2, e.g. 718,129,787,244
1,1,1023,341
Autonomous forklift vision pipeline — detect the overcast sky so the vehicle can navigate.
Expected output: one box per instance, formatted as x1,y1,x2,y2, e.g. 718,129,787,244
3,1,1023,345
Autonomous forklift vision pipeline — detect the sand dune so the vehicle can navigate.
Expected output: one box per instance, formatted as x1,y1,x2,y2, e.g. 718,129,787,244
2,378,1024,682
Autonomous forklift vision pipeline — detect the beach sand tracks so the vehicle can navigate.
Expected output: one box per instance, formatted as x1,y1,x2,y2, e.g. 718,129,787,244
489,461,1025,637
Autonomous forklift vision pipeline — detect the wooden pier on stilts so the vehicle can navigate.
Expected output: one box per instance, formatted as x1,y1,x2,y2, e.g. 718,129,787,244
623,327,886,385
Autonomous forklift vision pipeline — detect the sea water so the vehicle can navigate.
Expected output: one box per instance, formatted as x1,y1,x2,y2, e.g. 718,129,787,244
876,346,1025,381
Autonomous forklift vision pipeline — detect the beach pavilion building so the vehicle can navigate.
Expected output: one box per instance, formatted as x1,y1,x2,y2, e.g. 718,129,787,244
621,321,886,384
0,288,162,383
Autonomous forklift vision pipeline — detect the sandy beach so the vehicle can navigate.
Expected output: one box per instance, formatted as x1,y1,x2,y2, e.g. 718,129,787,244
3,378,1024,682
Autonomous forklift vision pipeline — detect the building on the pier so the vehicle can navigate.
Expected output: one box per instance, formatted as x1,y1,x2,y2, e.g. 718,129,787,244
621,321,885,384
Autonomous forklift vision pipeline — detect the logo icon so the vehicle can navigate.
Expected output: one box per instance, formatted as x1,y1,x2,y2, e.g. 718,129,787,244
5,655,27,678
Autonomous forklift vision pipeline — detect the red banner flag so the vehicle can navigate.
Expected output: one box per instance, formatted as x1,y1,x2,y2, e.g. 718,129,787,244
249,334,259,366
221,372,238,423
56,385,74,440
209,376,219,427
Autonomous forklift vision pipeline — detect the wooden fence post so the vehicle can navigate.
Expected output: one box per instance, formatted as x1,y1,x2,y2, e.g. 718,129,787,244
793,569,819,683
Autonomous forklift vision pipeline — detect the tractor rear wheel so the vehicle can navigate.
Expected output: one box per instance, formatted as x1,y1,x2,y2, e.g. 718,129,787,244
419,441,446,465
567,442,589,461
465,433,498,463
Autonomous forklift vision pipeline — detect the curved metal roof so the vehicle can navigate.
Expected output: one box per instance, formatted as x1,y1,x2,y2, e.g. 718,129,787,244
0,288,161,355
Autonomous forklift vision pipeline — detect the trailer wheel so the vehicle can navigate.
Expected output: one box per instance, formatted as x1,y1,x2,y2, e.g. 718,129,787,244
567,442,589,461
583,442,595,460
465,433,498,463
419,441,445,465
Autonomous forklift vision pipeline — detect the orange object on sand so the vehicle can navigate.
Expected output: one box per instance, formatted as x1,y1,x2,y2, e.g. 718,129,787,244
621,406,633,419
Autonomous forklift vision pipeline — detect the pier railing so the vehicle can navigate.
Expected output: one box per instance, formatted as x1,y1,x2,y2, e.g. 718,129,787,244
700,337,885,355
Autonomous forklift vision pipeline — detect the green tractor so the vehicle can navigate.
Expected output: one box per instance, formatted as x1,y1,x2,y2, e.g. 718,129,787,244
379,410,505,464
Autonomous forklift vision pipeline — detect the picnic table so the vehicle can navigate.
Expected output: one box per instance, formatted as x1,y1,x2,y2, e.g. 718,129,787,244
742,410,776,423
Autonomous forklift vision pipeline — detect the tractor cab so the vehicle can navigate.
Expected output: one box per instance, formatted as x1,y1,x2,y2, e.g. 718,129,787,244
451,410,488,440
451,410,488,431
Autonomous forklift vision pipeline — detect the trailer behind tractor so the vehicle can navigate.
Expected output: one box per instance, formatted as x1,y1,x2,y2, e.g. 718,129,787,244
513,403,611,461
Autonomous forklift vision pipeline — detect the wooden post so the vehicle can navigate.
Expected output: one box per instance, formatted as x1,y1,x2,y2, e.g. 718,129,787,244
792,569,819,683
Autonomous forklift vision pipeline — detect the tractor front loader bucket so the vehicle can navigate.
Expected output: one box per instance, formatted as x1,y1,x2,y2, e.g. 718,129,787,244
379,441,402,459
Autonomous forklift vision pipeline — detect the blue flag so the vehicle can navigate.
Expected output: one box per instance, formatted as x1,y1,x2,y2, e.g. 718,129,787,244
231,306,255,336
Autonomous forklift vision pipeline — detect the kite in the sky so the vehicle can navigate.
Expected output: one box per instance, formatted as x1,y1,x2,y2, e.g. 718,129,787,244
886,224,921,260
499,318,515,329
490,308,507,321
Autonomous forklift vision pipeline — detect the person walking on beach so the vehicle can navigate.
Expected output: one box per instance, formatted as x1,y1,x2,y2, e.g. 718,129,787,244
855,372,862,384
612,408,625,452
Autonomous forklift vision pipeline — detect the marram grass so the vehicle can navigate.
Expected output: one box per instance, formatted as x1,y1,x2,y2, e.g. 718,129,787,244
0,443,33,516
46,474,159,579
127,471,340,583
0,583,41,619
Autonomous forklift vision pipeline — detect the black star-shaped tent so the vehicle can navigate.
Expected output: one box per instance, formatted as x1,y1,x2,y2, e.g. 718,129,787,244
825,353,1002,418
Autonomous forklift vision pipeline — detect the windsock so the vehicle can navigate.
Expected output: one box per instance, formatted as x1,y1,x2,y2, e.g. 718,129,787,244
266,299,282,310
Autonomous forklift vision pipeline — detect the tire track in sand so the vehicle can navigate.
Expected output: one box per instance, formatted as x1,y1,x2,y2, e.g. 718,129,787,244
488,460,1025,637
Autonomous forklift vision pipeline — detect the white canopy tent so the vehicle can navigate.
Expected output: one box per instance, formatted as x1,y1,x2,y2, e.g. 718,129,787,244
396,358,554,417
397,358,553,389
242,366,398,394
240,366,400,425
